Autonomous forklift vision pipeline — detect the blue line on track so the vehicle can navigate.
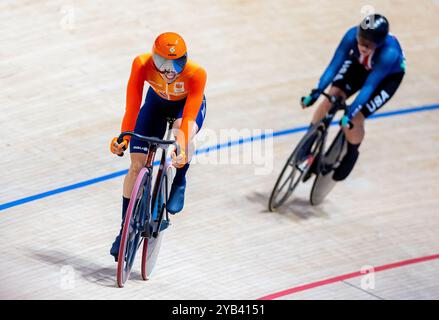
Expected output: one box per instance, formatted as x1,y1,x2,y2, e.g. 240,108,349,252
1,103,438,212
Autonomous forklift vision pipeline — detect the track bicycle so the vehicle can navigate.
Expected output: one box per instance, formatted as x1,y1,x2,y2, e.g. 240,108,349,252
268,93,350,211
116,117,178,288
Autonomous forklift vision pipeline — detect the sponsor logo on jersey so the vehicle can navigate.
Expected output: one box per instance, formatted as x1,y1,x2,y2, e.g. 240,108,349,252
174,82,185,93
366,90,390,113
334,60,352,82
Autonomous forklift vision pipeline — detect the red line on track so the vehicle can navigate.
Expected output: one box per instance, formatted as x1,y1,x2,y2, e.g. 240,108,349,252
257,253,439,300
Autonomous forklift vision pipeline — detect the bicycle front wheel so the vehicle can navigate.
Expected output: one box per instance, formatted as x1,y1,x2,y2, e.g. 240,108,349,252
268,129,322,211
268,150,301,211
141,169,169,280
116,168,151,288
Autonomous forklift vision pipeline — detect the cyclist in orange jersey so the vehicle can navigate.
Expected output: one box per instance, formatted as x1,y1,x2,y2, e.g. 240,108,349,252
109,32,207,261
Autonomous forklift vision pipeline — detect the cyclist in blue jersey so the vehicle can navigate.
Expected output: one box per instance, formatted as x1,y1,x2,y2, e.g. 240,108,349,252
301,14,406,181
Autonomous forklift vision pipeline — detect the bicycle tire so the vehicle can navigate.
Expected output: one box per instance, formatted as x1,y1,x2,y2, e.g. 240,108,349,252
116,168,151,288
141,170,169,280
309,129,347,206
268,128,322,211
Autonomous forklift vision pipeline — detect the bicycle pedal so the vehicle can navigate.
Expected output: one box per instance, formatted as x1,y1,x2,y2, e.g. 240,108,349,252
302,170,313,183
141,226,152,238
320,163,333,175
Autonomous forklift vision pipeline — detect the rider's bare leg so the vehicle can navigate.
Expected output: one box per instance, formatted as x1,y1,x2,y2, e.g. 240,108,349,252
123,153,147,198
333,112,365,181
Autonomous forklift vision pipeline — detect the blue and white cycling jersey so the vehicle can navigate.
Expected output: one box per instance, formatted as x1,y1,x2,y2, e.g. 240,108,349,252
317,26,406,118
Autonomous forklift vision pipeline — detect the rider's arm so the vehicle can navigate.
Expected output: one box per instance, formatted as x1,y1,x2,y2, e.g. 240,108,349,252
347,48,399,118
121,55,147,140
316,27,356,92
178,67,207,153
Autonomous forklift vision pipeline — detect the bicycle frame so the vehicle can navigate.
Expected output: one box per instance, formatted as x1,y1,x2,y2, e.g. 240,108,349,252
118,119,176,238
149,122,174,237
313,93,348,171
268,92,349,211
116,120,177,286
309,95,350,205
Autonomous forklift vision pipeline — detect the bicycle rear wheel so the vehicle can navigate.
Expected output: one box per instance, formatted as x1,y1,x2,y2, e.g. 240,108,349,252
141,230,164,281
310,129,347,205
268,128,322,211
141,170,169,280
116,168,151,288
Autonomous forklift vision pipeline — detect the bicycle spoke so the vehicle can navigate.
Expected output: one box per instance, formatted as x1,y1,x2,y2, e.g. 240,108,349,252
269,129,324,211
278,170,294,192
290,170,303,191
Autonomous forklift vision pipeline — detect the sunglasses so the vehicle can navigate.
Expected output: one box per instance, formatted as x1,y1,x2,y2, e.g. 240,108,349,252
153,54,187,74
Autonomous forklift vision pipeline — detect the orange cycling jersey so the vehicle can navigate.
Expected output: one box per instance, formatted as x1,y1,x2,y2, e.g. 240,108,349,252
121,53,207,152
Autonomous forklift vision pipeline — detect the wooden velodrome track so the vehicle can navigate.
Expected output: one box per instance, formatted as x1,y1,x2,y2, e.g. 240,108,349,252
1,0,438,299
